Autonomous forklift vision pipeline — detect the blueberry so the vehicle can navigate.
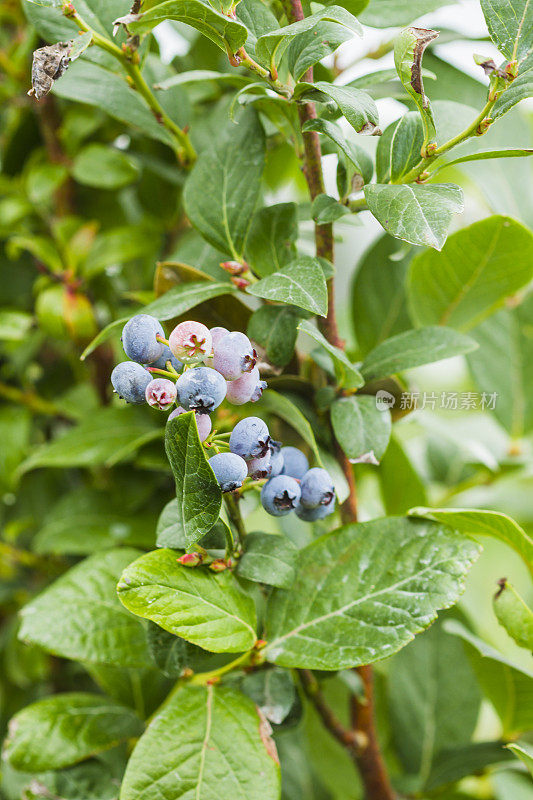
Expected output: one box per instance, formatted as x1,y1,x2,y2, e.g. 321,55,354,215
145,378,177,410
280,447,309,480
122,315,165,365
213,331,257,380
296,496,335,522
169,321,212,364
269,442,284,477
168,406,212,442
247,451,272,480
208,452,248,492
250,378,267,402
230,416,270,460
226,367,264,405
261,475,301,516
210,326,229,349
149,344,183,373
176,367,226,414
111,361,152,404
300,468,335,508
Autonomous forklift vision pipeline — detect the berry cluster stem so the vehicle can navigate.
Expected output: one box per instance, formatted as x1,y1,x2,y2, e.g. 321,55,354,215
224,492,247,546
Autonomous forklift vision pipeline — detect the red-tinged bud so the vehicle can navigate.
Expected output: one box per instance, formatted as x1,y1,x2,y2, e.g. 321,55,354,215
177,552,203,567
231,276,251,290
220,260,246,275
505,60,518,80
62,2,75,18
476,117,493,135
255,639,267,650
209,559,227,572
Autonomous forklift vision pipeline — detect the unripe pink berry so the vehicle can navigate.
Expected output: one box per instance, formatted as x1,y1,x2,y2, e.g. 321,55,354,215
145,378,177,410
169,321,212,364
168,405,212,442
225,366,266,405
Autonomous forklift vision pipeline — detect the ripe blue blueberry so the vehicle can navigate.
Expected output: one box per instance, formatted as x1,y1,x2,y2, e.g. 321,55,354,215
300,468,335,509
247,451,272,480
176,367,226,414
111,361,152,404
169,321,212,364
145,378,177,410
280,447,309,480
149,344,183,373
122,314,165,364
225,367,266,405
269,442,284,477
230,416,270,460
208,452,248,492
168,406,212,442
261,475,301,516
296,496,335,521
213,331,257,380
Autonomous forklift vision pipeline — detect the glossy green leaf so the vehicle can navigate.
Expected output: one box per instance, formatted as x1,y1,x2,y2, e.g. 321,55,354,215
331,395,391,461
446,621,533,735
241,668,297,724
286,21,354,81
506,742,533,776
361,327,478,380
303,118,374,183
247,306,300,367
156,498,187,549
298,319,364,389
493,580,533,650
120,684,280,800
255,6,362,69
117,549,257,652
260,389,322,463
72,144,139,189
237,532,298,588
184,110,265,259
408,216,533,328
128,0,248,52
245,202,298,277
376,112,424,183
467,296,533,436
296,81,380,135
165,412,222,546
4,693,143,772
19,548,152,667
409,507,533,573
365,183,464,250
394,27,438,148
247,256,328,316
264,517,480,669
311,194,352,224
388,622,481,788
480,0,533,62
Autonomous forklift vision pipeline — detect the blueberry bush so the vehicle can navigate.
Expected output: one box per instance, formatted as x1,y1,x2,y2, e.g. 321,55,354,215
1,0,533,798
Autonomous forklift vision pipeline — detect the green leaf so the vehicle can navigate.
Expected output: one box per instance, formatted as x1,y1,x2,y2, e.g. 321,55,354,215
426,741,513,791
394,27,439,148
18,407,161,475
445,621,533,735
480,0,533,62
53,60,175,147
331,395,391,461
264,517,480,669
8,235,63,273
296,81,380,135
0,309,32,341
388,622,481,789
493,580,533,650
241,668,296,724
247,306,300,367
466,296,533,436
260,389,322,463
247,256,328,316
19,548,152,668
0,407,31,493
365,183,464,250
146,623,188,678
155,69,250,91
117,549,258,653
165,412,222,546
84,225,158,277
128,0,248,52
298,319,364,389
286,21,354,82
311,194,352,224
236,532,298,588
407,216,533,328
156,498,187,549
361,326,478,380
360,0,449,27
256,6,362,70
494,51,533,117
303,118,374,183
506,742,533,776
379,434,427,515
351,234,412,356
245,202,298,277
184,110,265,259
409,508,533,573
72,144,139,189
377,112,424,183
81,281,236,360
3,693,143,772
120,684,280,800
432,147,533,175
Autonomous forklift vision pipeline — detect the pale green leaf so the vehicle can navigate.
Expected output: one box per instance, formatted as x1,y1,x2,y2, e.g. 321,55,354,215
298,319,364,389
331,395,391,461
247,306,300,367
394,27,438,147
247,256,328,316
311,194,352,224
361,0,449,27
72,144,139,190
260,389,322,463
236,532,298,588
506,742,533,776
296,81,379,135
245,202,298,277
493,580,533,650
480,0,533,62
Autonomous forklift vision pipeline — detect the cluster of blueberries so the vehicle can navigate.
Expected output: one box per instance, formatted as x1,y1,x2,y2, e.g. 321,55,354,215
111,313,336,521
111,314,267,443
211,416,336,521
